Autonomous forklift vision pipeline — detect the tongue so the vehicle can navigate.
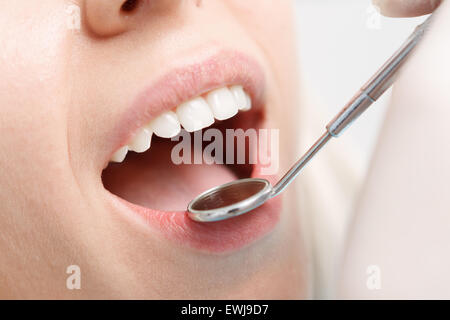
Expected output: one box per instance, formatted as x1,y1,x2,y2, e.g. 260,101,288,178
102,139,237,212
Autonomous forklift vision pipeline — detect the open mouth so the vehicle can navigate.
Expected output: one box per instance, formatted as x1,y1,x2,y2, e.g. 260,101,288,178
102,85,262,212
100,51,282,253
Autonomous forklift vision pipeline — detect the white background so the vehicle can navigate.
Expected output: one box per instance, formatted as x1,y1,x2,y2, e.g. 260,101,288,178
294,0,427,298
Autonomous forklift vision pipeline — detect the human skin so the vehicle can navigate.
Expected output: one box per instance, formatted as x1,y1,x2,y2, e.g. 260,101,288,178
373,0,441,16
339,0,450,298
0,1,307,299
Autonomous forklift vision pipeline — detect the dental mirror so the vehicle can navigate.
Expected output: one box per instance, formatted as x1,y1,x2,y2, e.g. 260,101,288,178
188,16,432,223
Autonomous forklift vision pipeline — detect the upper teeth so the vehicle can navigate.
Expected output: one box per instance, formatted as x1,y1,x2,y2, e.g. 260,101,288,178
176,97,214,133
110,85,252,163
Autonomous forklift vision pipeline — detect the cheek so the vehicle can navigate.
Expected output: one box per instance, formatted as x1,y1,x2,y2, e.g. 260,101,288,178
0,2,72,191
0,2,69,135
226,0,296,48
229,0,300,171
226,0,298,85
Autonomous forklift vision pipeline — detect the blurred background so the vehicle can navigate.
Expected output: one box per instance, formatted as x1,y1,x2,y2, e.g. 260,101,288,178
294,0,427,298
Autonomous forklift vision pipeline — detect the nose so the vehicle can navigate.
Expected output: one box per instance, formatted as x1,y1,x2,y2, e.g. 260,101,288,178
84,0,142,37
85,0,186,37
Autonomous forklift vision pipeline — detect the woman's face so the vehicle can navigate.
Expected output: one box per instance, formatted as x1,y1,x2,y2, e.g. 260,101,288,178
0,0,306,298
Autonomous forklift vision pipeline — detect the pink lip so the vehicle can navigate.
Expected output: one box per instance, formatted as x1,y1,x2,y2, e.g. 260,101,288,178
103,50,282,253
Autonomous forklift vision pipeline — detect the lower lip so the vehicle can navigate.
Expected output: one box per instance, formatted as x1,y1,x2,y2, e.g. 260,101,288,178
106,162,282,254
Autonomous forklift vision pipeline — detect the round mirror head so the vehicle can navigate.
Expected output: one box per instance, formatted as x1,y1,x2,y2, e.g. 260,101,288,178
187,178,273,222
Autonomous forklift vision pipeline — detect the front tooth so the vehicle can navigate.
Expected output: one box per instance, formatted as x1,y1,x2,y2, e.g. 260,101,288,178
230,85,251,111
148,111,181,138
176,97,214,132
206,87,238,121
129,128,152,153
111,146,128,163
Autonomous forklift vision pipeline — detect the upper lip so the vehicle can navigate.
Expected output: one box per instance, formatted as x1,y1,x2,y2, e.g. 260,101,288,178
102,49,266,169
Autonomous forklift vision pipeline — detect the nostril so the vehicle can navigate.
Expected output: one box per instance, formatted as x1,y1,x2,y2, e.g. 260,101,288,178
85,0,141,37
121,0,139,13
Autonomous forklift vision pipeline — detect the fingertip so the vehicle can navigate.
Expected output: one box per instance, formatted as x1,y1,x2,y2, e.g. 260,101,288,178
372,0,441,17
